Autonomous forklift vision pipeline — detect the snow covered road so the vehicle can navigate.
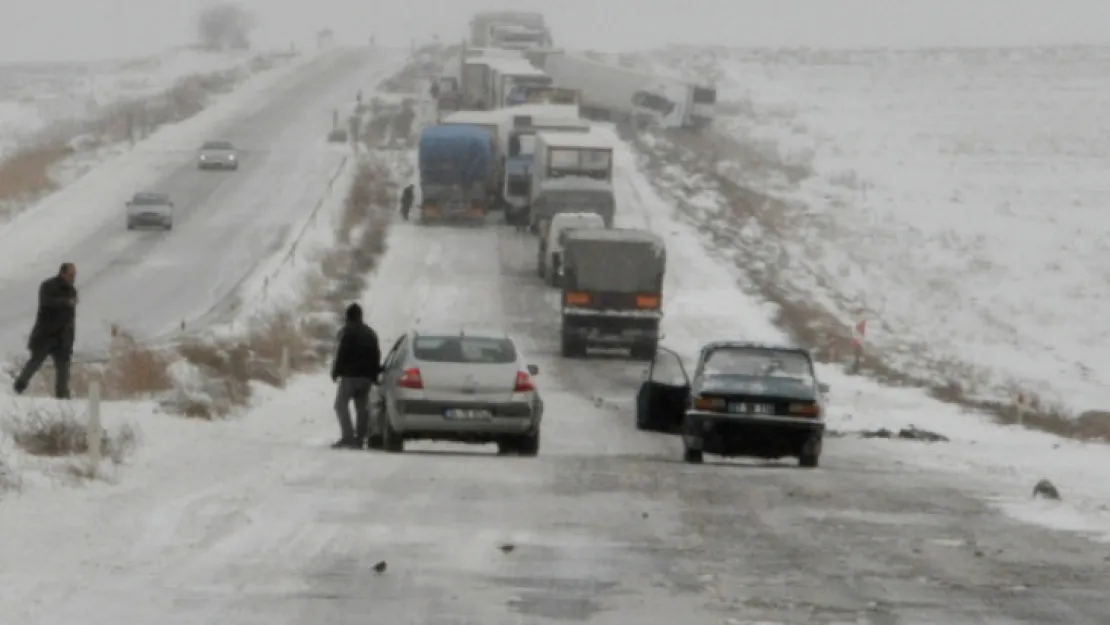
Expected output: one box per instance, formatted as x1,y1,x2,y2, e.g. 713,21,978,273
0,47,403,356
4,218,1106,624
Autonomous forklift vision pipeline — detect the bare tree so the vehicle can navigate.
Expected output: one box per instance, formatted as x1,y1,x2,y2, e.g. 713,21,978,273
196,2,257,51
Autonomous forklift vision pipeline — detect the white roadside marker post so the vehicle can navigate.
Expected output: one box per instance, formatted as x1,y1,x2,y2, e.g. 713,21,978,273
279,347,290,388
87,377,102,475
1014,392,1026,428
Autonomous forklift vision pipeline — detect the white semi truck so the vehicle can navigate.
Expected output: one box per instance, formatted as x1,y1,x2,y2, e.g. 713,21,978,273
541,52,716,129
483,57,553,108
470,11,552,49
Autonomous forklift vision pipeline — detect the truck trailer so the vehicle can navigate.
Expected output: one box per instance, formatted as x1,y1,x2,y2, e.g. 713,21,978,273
417,124,494,224
541,52,716,129
438,110,506,206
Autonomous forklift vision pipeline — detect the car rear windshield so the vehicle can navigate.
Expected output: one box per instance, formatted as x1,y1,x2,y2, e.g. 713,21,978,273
413,335,517,364
202,141,233,150
702,348,813,380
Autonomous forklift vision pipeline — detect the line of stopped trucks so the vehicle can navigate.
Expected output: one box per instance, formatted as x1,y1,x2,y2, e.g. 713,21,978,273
402,11,828,468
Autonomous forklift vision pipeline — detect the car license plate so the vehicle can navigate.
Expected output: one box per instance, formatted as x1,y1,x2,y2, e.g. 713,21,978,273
444,408,492,420
728,402,774,415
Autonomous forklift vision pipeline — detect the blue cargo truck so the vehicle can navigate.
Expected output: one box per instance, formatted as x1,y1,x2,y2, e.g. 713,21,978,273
417,124,495,224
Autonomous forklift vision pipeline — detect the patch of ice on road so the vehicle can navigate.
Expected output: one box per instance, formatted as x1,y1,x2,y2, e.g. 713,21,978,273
592,123,1110,545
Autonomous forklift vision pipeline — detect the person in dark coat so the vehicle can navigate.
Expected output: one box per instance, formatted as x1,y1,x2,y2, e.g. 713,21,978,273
330,303,381,449
400,184,414,221
14,262,78,398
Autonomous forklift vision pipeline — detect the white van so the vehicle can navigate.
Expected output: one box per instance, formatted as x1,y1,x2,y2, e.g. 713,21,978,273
536,212,606,286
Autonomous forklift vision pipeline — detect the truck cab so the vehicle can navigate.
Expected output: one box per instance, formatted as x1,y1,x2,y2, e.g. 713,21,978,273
485,58,553,109
499,111,590,217
529,129,615,233
537,212,606,286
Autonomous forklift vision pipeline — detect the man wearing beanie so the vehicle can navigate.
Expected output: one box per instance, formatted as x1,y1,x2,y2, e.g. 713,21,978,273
330,302,382,449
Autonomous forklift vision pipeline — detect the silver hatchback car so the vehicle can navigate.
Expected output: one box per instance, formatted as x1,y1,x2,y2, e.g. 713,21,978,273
370,327,543,456
197,139,239,170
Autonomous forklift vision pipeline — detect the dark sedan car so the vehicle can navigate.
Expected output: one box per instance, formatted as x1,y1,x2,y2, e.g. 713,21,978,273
635,340,829,467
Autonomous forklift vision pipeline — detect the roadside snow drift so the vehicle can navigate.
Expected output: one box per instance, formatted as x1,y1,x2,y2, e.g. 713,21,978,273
650,46,1110,417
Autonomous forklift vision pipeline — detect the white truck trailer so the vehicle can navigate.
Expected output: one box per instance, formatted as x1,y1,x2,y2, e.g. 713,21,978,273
541,52,716,129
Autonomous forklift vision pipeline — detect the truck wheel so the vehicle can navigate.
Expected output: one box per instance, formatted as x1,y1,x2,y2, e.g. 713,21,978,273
683,446,703,464
798,453,819,468
629,342,655,360
560,333,584,358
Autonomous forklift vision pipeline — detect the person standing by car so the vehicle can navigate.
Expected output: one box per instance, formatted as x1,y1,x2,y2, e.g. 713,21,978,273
330,303,382,449
13,262,78,399
400,183,414,221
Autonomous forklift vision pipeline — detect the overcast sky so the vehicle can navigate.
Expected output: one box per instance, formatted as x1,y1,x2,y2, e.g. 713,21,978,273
2,0,1110,63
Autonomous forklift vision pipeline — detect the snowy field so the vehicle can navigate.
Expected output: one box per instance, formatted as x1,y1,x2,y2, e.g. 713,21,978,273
650,45,1110,417
0,47,274,158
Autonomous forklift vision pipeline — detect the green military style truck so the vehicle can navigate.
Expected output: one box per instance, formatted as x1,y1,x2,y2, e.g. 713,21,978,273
558,228,666,360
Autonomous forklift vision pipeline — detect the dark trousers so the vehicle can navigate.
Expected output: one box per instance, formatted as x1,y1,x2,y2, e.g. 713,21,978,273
16,338,72,399
334,377,373,441
400,201,412,221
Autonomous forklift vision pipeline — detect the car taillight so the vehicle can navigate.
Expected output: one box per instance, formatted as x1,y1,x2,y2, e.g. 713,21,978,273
788,402,821,417
693,396,725,411
398,368,423,389
513,371,535,392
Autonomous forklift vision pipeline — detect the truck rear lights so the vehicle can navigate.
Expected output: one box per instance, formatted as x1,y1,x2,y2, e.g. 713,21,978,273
635,295,659,308
565,291,589,305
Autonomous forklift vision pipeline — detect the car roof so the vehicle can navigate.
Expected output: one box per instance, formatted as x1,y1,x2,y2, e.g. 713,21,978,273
564,227,661,244
700,340,809,355
202,140,234,147
410,326,513,341
133,191,168,200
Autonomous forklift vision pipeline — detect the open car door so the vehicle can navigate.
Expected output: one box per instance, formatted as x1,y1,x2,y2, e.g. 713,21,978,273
635,346,690,433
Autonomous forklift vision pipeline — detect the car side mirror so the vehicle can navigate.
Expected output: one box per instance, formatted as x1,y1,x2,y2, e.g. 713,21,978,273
527,364,539,376
818,383,830,394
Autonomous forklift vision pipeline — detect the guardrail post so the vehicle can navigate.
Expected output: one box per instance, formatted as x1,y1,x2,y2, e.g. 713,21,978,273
87,377,102,475
279,347,290,388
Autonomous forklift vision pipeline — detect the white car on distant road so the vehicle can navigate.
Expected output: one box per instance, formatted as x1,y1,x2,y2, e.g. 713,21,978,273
197,139,239,170
370,327,543,456
125,191,174,230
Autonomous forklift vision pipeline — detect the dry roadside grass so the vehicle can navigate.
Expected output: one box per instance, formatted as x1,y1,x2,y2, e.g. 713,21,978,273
625,124,1107,442
0,57,281,220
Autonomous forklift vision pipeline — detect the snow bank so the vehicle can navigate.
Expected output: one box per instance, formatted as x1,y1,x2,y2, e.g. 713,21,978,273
0,49,336,283
596,122,1110,545
655,47,1110,417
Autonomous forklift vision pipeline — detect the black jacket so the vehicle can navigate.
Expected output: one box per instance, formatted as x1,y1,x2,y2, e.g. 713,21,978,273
401,185,414,208
29,275,77,351
331,321,381,380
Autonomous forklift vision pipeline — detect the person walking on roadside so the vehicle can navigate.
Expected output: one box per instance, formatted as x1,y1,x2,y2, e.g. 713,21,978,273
14,262,78,399
400,183,414,221
330,303,381,449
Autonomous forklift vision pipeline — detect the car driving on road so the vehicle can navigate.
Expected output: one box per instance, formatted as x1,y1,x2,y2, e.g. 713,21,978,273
125,191,174,230
370,327,543,456
197,139,239,170
636,341,828,467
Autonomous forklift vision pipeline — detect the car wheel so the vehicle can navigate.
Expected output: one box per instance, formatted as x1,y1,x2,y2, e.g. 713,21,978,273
126,220,135,230
382,415,404,453
798,452,819,468
629,342,656,361
683,446,703,464
514,430,540,457
164,221,173,231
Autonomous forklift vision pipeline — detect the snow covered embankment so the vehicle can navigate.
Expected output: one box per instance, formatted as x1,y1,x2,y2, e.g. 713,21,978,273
0,47,301,221
637,47,1110,441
